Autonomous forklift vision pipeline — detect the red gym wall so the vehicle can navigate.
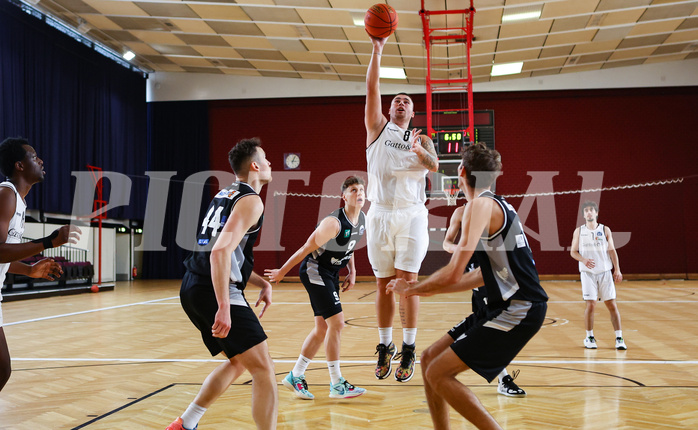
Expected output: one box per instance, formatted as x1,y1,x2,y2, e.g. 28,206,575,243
208,87,698,277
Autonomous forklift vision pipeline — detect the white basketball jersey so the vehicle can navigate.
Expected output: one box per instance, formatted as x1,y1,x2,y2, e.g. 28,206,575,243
0,182,27,301
366,121,428,208
578,223,612,274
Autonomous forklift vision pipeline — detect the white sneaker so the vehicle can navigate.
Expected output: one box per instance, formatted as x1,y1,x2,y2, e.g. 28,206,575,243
584,336,597,349
615,337,627,350
497,371,526,397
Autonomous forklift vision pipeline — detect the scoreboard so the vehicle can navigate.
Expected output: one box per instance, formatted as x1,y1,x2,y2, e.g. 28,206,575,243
413,109,495,158
435,127,495,156
412,109,495,196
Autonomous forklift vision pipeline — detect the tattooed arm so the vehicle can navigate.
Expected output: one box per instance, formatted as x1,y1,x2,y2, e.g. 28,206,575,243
409,130,439,172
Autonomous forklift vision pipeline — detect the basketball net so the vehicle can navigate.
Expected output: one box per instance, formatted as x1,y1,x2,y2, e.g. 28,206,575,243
445,185,459,206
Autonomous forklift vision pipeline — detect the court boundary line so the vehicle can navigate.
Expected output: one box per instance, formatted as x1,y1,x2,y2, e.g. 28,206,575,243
11,357,698,365
70,383,176,430
4,296,179,326
141,300,698,306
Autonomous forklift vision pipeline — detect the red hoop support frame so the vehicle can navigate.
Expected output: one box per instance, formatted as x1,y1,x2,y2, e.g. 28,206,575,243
87,165,105,285
420,1,476,143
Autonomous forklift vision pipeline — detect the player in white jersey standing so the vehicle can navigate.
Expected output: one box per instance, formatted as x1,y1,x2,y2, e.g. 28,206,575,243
0,137,81,391
365,34,439,382
570,201,626,350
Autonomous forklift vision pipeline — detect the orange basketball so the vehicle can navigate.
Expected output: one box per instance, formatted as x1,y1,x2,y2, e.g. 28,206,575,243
364,4,399,38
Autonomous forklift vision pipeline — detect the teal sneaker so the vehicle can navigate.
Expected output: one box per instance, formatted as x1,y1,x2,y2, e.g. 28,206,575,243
329,377,366,399
282,371,314,400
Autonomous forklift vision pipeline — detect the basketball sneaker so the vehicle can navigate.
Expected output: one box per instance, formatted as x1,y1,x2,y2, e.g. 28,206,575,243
329,377,366,399
394,343,416,383
374,342,397,379
497,371,526,397
166,417,197,430
282,371,315,400
615,337,627,350
584,336,597,349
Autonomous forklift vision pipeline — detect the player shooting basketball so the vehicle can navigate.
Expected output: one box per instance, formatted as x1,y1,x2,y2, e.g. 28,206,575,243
364,33,439,383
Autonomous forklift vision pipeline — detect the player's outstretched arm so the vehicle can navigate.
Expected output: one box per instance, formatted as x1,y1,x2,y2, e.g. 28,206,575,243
210,194,264,338
264,216,341,284
389,198,492,296
388,268,483,297
605,226,622,282
9,258,63,281
443,206,465,253
365,35,388,146
0,189,81,263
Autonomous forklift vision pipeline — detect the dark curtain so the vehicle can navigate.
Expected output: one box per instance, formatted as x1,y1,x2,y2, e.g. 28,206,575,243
142,101,210,279
0,0,147,219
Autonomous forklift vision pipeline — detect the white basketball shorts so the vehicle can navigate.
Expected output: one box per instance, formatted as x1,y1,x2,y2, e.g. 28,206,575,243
366,203,429,278
580,270,616,302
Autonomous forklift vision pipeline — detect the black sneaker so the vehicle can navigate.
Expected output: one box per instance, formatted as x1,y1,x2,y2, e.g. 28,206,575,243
375,342,397,379
394,343,416,383
497,370,526,397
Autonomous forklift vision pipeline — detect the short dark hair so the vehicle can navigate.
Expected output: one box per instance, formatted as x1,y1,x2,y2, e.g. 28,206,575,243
581,201,599,213
228,138,262,176
341,176,365,194
394,92,413,102
0,137,29,179
461,142,501,189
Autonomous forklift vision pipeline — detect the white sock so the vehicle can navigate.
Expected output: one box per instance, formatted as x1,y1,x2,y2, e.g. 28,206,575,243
292,355,311,378
378,327,392,346
615,330,623,338
586,330,594,338
181,403,206,430
498,369,508,383
327,360,342,385
403,328,417,346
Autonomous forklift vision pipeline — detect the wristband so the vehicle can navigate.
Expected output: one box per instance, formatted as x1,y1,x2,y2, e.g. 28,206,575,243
32,230,59,250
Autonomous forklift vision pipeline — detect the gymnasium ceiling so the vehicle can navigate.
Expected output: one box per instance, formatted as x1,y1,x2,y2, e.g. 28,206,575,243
28,0,698,85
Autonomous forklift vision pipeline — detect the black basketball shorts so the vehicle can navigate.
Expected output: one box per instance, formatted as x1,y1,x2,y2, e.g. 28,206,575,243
450,300,547,382
299,259,343,319
180,271,267,358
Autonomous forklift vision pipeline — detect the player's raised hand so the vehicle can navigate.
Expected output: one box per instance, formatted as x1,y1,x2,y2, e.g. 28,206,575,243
367,34,389,48
28,258,63,280
264,268,284,284
52,225,82,247
255,283,272,318
409,129,424,155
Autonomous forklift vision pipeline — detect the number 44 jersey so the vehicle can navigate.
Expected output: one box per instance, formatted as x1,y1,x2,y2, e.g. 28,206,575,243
184,181,263,292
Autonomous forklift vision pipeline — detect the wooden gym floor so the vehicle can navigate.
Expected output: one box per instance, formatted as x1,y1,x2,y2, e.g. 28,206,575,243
1,279,696,429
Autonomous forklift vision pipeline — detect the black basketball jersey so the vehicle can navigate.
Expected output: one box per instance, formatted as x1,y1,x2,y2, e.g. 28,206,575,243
465,255,487,313
184,181,263,291
474,190,548,308
305,208,366,273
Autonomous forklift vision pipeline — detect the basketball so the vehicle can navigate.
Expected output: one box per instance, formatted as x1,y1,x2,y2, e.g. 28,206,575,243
364,4,398,38
91,284,99,292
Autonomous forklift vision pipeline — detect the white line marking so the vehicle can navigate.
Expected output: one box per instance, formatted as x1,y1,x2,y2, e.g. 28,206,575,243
144,300,698,306
10,357,698,365
4,296,179,326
